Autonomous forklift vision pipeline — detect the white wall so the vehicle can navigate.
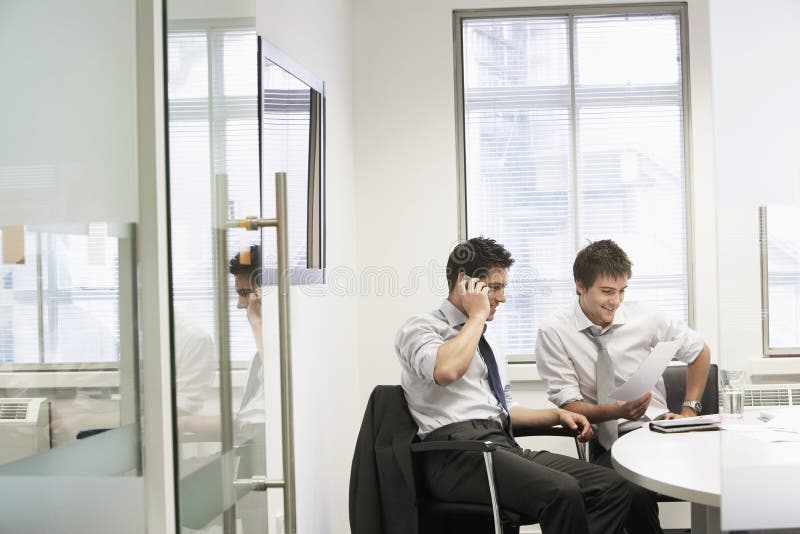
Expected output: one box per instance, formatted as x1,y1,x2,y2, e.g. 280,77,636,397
256,1,360,532
352,0,720,404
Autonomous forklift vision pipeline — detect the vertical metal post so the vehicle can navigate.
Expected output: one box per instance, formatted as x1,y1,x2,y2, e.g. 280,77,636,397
482,450,502,534
118,225,142,475
275,171,297,533
35,233,45,363
213,173,237,534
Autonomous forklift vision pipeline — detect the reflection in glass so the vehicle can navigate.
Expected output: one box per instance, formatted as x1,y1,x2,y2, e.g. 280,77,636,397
260,40,325,278
0,0,144,530
167,19,269,533
0,225,133,454
0,227,120,364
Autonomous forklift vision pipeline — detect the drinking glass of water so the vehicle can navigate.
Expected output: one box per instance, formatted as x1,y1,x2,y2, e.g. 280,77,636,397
720,369,745,419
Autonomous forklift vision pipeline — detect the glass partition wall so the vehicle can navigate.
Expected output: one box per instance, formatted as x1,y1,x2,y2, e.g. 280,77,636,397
0,1,146,532
1,0,323,531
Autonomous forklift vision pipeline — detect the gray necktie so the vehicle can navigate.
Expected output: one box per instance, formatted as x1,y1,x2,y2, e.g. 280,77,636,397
584,327,618,450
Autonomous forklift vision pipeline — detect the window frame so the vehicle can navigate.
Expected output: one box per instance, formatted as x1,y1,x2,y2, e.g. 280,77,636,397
759,206,800,357
453,3,696,361
0,228,124,370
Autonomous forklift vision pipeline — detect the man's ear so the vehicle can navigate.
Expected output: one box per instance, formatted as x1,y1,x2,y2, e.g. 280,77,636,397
575,280,585,296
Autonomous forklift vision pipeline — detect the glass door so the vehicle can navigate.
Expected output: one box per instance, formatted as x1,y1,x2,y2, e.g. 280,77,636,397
164,17,272,533
165,4,324,531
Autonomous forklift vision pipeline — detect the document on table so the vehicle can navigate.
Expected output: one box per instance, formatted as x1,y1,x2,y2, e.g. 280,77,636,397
610,337,685,402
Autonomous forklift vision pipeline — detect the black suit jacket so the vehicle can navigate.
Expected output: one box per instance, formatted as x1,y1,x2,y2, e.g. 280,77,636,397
349,385,419,534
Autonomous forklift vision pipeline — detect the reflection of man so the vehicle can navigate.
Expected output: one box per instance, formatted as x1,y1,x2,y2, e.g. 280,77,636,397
396,237,631,534
177,246,267,533
173,312,216,417
177,245,265,441
536,239,712,534
229,244,265,434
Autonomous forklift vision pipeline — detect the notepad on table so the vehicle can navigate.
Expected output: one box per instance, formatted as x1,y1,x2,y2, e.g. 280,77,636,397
649,416,720,433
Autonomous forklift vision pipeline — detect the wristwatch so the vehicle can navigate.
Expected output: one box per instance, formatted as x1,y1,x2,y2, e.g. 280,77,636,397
681,400,703,415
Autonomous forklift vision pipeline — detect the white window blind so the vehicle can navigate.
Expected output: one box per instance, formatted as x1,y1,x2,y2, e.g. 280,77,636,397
0,231,39,363
0,228,120,364
167,28,259,362
459,9,690,360
261,59,312,276
764,206,800,352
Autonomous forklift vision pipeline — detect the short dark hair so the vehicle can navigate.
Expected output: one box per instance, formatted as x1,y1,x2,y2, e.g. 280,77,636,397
573,239,632,294
229,244,263,287
446,237,514,292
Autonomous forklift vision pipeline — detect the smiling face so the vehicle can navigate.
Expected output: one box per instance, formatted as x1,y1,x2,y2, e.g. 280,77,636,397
482,266,508,321
576,274,628,327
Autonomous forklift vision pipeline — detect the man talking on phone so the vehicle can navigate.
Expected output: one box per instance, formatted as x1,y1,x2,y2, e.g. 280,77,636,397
395,237,631,534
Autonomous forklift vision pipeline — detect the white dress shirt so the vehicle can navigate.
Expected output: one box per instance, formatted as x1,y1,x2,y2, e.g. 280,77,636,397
173,313,216,415
237,352,265,428
395,299,517,438
535,299,705,427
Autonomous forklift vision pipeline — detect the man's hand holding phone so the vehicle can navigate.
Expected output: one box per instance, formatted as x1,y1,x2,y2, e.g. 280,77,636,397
458,273,490,321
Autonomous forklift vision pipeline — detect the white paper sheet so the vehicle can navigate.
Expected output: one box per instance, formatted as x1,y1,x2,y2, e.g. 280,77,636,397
610,337,685,402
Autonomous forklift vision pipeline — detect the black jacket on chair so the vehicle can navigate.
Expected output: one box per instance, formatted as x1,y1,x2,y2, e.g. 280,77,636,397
349,385,419,534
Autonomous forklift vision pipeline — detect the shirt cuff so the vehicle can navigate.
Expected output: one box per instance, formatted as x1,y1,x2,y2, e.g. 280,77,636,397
676,336,705,364
549,387,584,408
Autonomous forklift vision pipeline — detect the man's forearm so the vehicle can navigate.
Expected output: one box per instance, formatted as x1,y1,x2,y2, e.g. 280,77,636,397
562,400,619,423
433,315,485,385
684,344,711,404
509,406,560,428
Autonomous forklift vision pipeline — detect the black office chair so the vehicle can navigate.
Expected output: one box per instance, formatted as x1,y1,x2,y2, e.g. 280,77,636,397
349,385,579,534
413,424,582,534
663,363,719,416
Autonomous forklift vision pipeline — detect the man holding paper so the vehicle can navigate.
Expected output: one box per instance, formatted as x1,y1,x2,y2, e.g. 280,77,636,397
535,239,711,534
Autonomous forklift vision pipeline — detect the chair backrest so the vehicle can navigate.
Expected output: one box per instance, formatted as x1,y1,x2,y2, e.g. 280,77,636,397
350,385,420,534
663,363,718,415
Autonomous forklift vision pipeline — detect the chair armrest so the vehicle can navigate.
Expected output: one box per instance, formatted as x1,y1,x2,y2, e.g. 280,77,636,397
513,425,579,438
411,440,497,454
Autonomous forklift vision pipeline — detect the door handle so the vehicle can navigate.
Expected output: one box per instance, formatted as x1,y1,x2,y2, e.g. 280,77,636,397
233,476,286,492
229,216,277,231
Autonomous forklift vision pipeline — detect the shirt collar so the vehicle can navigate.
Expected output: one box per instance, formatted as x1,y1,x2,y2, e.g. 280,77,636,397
572,298,627,334
439,298,468,329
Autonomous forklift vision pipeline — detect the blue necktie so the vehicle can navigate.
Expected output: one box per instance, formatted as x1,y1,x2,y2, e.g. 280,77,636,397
478,335,513,437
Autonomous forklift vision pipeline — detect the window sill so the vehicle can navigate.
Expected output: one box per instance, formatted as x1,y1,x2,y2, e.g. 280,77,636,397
749,357,800,381
0,367,253,389
507,363,542,383
0,370,119,389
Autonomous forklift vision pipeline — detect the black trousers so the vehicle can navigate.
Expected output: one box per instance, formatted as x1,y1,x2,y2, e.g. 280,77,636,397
590,440,663,534
421,420,631,534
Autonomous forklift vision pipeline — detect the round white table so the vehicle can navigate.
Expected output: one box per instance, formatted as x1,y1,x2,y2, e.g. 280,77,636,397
611,426,720,534
611,426,720,506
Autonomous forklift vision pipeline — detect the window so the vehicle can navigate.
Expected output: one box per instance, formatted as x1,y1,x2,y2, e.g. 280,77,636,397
0,225,120,365
761,206,800,355
455,6,691,361
167,25,259,362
